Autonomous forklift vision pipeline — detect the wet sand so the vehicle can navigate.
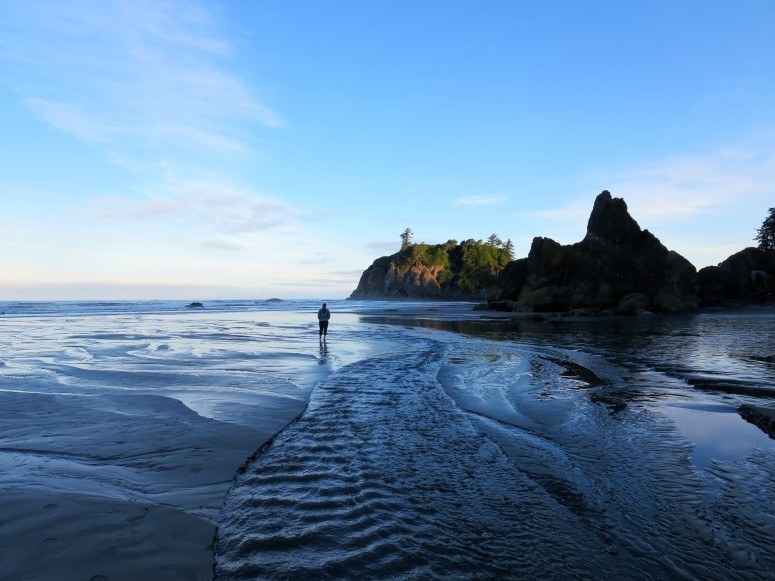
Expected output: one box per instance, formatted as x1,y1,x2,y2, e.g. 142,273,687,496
0,311,335,580
2,303,772,579
0,385,306,580
0,305,472,579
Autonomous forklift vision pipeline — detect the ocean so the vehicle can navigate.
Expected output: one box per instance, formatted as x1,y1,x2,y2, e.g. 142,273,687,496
1,300,773,579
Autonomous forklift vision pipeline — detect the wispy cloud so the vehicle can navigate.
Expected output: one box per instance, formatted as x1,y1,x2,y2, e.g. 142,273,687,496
332,269,368,277
0,280,273,301
90,180,295,234
201,239,247,252
519,136,775,267
1,0,281,153
590,144,775,223
454,195,508,206
527,139,775,232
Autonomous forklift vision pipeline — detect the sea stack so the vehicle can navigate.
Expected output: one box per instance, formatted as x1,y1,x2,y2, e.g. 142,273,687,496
488,191,698,314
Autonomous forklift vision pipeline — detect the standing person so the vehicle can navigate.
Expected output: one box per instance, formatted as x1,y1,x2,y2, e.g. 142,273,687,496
317,302,331,338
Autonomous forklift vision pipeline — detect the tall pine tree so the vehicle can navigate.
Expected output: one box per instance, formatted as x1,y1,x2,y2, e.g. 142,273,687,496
755,208,775,252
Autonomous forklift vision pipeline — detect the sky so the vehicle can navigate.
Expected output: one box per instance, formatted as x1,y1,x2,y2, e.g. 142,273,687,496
1,0,773,300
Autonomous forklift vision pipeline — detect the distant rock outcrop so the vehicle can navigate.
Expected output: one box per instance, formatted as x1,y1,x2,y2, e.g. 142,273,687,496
356,265,444,298
349,239,511,300
185,302,204,309
698,248,775,306
488,191,698,313
351,259,447,299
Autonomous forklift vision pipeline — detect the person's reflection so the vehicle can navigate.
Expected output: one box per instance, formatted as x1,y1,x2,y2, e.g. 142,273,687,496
318,337,329,364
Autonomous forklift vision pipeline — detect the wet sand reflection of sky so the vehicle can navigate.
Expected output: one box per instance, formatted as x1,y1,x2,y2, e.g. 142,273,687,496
662,405,775,469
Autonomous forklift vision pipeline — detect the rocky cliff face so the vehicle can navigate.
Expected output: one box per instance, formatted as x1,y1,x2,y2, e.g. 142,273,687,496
352,190,771,312
350,262,450,299
698,248,775,306
489,191,698,313
349,240,510,300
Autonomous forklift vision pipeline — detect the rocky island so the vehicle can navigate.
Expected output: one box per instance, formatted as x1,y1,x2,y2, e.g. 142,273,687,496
349,238,512,300
351,191,775,313
488,191,697,314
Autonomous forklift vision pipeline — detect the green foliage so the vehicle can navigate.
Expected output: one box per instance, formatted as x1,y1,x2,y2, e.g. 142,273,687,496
372,236,513,295
454,240,511,293
755,207,775,252
487,233,502,247
400,227,413,250
372,255,393,270
504,238,515,260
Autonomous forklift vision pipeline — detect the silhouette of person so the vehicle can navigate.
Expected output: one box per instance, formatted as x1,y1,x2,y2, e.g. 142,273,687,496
317,302,331,338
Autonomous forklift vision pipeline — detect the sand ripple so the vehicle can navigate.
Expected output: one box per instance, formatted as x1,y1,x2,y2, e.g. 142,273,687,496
216,334,775,580
216,339,628,579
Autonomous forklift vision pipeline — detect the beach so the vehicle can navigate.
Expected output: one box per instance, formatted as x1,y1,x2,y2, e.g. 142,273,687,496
0,305,380,580
1,301,774,579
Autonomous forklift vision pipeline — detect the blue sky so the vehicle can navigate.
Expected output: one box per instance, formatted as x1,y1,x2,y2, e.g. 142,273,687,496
1,0,773,300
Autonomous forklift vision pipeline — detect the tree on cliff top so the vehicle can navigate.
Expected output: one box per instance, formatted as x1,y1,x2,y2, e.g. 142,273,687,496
487,233,502,247
755,207,775,252
504,238,515,260
382,238,511,296
400,228,413,250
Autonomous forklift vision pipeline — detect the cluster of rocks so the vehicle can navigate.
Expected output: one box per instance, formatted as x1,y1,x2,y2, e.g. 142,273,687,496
698,248,775,306
350,190,774,314
488,191,698,314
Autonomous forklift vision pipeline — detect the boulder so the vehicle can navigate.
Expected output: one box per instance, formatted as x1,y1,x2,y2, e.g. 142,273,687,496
698,247,775,305
616,293,649,315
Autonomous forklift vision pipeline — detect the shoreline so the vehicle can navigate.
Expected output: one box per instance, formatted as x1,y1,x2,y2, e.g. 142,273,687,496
350,300,775,319
0,311,326,581
2,303,773,579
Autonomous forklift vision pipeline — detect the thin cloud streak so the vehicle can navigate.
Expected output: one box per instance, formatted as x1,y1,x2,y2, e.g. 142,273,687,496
89,181,296,235
201,239,247,252
0,280,275,301
592,144,775,223
528,139,775,231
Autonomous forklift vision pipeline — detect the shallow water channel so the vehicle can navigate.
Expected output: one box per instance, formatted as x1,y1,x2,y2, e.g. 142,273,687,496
216,310,775,579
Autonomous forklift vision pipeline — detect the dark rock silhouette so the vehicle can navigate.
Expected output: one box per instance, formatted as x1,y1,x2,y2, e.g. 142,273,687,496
698,248,775,306
185,302,205,309
350,189,772,313
488,191,698,313
739,405,775,439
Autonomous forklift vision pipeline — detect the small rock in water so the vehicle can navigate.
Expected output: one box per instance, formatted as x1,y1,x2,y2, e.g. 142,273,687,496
185,302,205,309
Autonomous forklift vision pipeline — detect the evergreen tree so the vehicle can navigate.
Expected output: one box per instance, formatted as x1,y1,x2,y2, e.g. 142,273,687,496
487,233,502,247
400,227,413,249
755,207,775,252
504,238,515,260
